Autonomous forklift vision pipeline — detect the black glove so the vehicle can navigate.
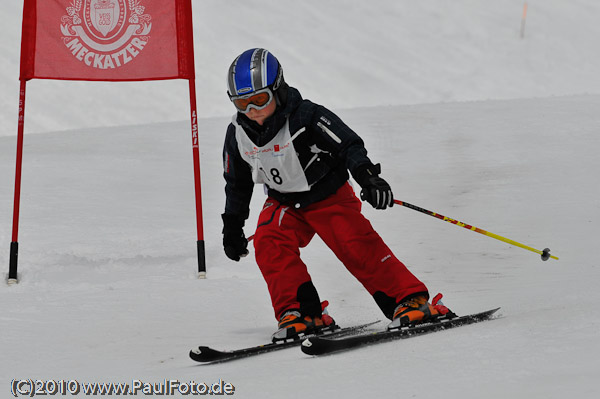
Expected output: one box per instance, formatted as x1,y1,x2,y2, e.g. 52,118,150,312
353,163,394,210
222,213,249,261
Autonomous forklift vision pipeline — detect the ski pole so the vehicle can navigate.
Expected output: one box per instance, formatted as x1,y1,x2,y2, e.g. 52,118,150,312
393,199,558,261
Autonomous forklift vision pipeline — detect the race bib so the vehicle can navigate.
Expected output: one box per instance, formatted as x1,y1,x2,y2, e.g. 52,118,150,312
234,119,310,193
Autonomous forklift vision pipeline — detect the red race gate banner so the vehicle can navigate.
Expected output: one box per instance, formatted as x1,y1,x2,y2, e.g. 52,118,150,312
9,0,205,284
20,0,195,81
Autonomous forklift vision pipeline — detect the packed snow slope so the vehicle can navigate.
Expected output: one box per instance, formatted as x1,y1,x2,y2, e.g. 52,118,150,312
2,1,600,398
2,0,600,136
1,95,599,398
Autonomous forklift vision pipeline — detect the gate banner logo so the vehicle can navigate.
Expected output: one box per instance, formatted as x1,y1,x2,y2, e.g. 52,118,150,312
20,0,195,81
60,0,152,71
88,0,122,37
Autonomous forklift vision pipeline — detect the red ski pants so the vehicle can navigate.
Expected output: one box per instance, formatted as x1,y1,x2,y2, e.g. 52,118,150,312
253,183,428,321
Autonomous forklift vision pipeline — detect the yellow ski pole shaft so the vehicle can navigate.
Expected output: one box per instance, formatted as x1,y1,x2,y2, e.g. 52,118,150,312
393,200,558,261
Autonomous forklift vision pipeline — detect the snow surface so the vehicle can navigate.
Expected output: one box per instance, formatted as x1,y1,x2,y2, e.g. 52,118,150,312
1,1,600,398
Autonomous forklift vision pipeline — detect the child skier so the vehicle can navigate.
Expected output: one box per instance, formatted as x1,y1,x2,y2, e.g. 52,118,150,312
221,48,440,341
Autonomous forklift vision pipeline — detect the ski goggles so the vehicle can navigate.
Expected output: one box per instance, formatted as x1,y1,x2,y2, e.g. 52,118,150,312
229,88,274,113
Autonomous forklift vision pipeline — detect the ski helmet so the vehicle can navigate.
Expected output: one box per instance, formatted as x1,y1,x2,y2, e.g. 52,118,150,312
227,48,287,110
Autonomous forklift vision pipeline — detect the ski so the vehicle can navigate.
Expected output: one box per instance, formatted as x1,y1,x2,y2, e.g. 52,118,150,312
301,308,500,356
189,320,380,364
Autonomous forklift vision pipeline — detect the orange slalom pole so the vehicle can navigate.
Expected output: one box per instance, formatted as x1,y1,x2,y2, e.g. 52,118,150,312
394,199,558,261
520,2,528,39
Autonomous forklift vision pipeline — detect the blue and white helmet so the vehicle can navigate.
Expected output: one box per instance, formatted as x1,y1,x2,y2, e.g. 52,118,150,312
227,48,285,100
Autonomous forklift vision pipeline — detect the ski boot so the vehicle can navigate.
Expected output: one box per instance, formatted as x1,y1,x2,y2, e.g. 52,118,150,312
271,301,337,342
387,293,451,330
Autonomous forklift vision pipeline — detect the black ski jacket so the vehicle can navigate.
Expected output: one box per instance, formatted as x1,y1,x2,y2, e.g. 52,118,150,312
222,87,375,221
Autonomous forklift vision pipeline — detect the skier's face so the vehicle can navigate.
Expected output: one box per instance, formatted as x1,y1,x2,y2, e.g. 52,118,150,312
245,99,277,126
